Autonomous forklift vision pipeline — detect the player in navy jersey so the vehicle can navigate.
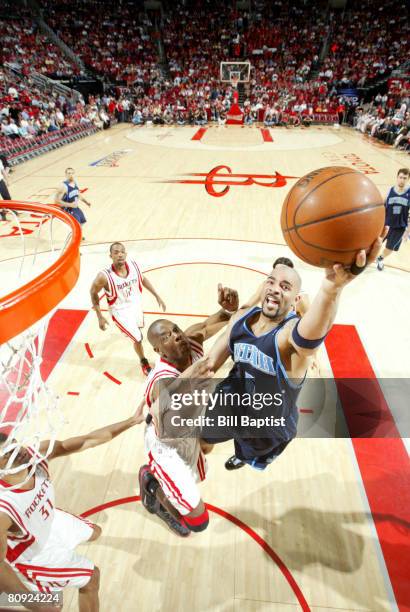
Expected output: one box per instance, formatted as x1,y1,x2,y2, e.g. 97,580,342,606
55,167,91,239
202,231,386,471
377,168,410,271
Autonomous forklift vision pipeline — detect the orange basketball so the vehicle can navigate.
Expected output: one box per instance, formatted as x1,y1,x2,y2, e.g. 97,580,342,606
280,166,385,267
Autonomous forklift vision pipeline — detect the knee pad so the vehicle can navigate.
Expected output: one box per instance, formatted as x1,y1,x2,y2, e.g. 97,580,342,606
182,508,209,532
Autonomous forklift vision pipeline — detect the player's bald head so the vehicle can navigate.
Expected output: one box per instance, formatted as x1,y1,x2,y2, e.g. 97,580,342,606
147,319,191,364
147,319,172,348
273,263,302,292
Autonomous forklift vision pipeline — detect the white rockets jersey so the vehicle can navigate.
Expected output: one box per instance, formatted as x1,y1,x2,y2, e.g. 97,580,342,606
144,337,204,408
101,257,143,313
0,455,55,566
144,337,204,470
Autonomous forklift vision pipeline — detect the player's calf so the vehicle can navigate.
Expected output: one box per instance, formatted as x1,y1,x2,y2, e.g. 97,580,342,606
88,524,102,541
200,439,214,455
79,566,100,612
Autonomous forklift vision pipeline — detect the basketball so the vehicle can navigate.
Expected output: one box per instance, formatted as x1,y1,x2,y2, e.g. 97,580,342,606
280,166,385,267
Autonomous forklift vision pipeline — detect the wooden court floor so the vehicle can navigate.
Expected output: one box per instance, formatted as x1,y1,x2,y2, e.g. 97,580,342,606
1,125,409,611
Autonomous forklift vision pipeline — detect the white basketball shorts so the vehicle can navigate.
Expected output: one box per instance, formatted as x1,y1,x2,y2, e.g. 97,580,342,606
111,306,144,343
12,509,96,593
145,423,207,516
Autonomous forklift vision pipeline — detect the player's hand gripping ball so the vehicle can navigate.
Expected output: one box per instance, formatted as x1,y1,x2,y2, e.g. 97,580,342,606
280,166,385,267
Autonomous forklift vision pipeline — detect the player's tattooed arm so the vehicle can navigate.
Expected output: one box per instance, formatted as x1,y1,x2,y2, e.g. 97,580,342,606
0,513,33,598
90,272,110,330
39,414,140,459
185,284,239,343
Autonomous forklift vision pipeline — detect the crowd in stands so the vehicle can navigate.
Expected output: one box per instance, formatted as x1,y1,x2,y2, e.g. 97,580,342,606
353,81,410,151
152,0,333,118
327,0,409,89
0,0,409,157
0,67,113,155
1,3,79,79
42,0,157,84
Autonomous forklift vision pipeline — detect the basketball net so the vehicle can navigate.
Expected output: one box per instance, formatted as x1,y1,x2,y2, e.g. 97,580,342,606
0,320,61,479
0,202,81,488
231,76,239,90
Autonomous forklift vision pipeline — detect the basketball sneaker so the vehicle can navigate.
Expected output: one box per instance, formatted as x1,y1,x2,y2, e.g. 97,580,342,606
156,505,190,538
376,256,384,271
138,465,159,514
140,358,152,376
225,455,245,470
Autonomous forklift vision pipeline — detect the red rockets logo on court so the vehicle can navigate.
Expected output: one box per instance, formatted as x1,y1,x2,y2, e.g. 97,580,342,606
159,166,299,197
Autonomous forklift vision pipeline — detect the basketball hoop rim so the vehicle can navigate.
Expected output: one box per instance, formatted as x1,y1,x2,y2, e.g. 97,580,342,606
0,201,81,345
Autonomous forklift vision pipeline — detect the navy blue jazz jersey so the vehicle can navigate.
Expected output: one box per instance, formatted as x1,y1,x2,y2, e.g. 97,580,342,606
62,180,86,224
385,186,410,229
219,307,304,468
62,180,79,205
228,306,302,432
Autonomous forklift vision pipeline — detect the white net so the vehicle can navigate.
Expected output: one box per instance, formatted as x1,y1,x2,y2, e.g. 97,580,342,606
0,202,80,489
0,320,63,479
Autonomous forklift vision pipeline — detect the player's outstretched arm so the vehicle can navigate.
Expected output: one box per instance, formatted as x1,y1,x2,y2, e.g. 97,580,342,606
141,275,166,311
288,230,386,358
134,397,147,424
90,272,110,330
184,284,239,342
40,414,140,460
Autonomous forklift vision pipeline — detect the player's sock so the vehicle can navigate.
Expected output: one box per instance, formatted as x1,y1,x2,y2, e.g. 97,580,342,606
376,256,384,271
224,455,245,470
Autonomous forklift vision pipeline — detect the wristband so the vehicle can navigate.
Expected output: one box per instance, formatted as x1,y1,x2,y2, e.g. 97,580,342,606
222,308,237,316
292,321,327,349
350,261,366,275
